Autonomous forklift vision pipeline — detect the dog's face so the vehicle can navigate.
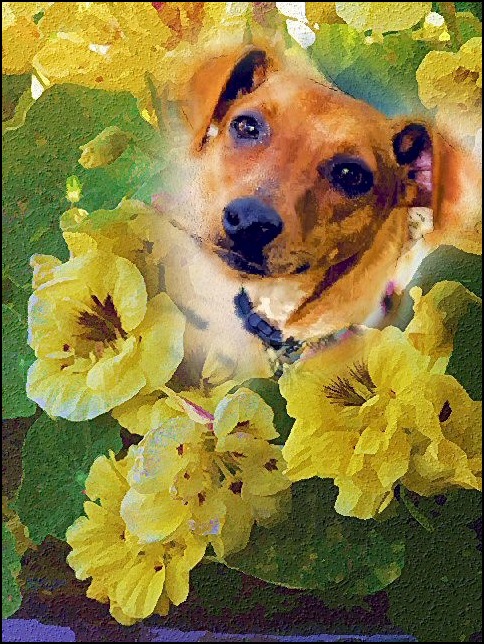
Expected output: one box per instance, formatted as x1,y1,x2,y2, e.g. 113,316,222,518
177,49,431,279
198,73,425,279
165,46,479,338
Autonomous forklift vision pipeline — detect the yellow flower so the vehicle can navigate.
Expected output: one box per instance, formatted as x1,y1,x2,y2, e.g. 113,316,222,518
27,249,185,421
402,375,482,496
61,199,171,299
123,388,291,558
112,379,237,436
416,37,482,138
335,2,432,34
33,3,172,101
280,283,482,519
405,281,481,367
2,3,48,74
66,451,206,624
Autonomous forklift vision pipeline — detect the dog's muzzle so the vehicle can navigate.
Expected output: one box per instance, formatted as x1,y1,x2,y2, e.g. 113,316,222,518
221,197,283,273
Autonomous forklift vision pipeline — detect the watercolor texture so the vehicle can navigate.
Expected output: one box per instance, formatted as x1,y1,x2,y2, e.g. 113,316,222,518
2,3,482,642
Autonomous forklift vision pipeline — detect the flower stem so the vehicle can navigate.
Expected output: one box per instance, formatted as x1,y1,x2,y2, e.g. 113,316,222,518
400,487,434,533
437,2,463,50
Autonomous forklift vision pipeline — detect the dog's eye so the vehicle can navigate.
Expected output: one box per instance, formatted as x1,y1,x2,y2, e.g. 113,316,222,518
324,158,374,198
230,114,269,145
232,115,260,138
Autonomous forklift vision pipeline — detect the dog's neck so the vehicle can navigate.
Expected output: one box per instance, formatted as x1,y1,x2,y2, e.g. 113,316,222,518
235,279,400,363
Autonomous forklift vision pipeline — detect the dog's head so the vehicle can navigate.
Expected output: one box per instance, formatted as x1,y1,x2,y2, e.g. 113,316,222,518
169,45,481,335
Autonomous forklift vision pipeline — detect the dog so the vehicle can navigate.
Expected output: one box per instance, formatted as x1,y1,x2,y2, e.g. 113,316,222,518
154,44,482,386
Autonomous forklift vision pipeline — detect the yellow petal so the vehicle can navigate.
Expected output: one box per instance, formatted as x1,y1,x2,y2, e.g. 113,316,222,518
115,559,166,620
30,254,62,289
84,453,129,512
26,355,143,421
164,534,205,605
213,388,278,440
406,282,481,365
127,418,200,494
213,488,254,558
120,489,189,543
135,293,185,392
112,393,182,435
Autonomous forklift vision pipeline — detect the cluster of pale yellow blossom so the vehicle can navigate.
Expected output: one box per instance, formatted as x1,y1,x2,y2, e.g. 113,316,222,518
66,384,290,624
2,3,481,138
280,281,482,519
26,197,291,623
2,2,273,125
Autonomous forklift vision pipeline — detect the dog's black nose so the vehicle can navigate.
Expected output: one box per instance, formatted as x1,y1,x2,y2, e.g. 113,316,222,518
223,197,283,259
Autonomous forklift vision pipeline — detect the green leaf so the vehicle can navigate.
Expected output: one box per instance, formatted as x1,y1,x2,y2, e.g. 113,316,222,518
226,479,405,598
387,490,482,642
14,413,122,544
407,246,482,301
241,378,294,444
310,27,432,116
310,24,367,82
456,2,482,20
2,523,22,618
2,74,31,124
2,83,165,323
2,304,36,419
456,10,482,42
447,299,482,400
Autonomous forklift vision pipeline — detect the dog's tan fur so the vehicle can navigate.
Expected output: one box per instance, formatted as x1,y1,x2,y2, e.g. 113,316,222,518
156,45,482,384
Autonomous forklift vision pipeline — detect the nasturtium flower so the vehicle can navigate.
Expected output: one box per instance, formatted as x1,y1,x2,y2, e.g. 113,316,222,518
2,2,255,123
402,374,482,496
61,199,171,299
33,3,172,104
123,387,291,558
335,2,432,34
280,282,482,519
2,2,49,74
405,281,482,367
66,451,206,625
112,379,237,436
416,37,482,138
27,249,185,421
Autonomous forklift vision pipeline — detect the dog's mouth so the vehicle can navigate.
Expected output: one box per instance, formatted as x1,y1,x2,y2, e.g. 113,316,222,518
217,248,312,278
318,252,362,292
217,249,267,276
299,251,362,308
218,248,360,283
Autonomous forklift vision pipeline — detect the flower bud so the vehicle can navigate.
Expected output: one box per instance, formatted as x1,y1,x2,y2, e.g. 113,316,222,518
78,127,132,169
66,175,82,203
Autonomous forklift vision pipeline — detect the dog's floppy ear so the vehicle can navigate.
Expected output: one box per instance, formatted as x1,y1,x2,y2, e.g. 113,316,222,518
393,120,482,254
182,46,279,151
